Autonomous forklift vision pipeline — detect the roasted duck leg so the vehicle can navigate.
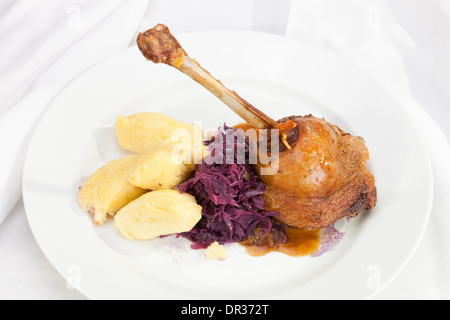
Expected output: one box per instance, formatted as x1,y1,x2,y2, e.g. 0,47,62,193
137,24,277,129
137,24,377,229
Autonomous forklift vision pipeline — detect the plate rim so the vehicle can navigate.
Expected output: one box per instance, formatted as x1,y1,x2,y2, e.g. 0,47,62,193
22,29,434,300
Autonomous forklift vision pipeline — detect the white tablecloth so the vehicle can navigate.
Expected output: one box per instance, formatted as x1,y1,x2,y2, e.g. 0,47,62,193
1,0,449,300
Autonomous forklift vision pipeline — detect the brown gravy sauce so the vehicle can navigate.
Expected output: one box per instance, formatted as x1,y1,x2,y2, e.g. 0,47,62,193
233,123,321,257
241,227,321,257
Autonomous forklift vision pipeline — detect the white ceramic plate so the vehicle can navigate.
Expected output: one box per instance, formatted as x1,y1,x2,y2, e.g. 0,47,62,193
23,31,433,300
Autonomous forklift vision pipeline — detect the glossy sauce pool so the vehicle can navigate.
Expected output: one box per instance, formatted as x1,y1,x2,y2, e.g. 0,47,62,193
234,123,322,257
241,227,321,257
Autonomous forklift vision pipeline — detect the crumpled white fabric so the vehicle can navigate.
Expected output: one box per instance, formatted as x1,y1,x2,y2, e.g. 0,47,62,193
286,0,450,299
0,0,295,226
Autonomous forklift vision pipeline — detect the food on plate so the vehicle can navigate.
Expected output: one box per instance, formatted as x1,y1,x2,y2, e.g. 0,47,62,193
137,25,278,130
78,112,208,226
178,126,278,249
114,189,202,240
77,155,147,225
204,242,227,260
114,112,201,154
135,24,377,256
128,138,205,190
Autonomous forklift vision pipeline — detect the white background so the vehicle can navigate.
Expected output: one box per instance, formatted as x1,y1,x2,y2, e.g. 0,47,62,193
0,0,449,299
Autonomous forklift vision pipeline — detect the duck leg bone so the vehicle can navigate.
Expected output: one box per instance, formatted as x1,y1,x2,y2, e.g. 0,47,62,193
136,24,278,129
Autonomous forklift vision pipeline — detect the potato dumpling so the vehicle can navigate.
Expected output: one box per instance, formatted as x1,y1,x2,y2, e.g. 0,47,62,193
77,155,147,225
114,112,202,154
114,189,202,240
205,242,227,260
128,136,209,190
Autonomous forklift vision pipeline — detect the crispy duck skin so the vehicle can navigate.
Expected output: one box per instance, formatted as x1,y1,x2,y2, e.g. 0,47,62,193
257,115,376,229
136,24,377,229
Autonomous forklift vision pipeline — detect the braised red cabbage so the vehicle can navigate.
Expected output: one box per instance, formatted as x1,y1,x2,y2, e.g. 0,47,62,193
179,125,279,249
